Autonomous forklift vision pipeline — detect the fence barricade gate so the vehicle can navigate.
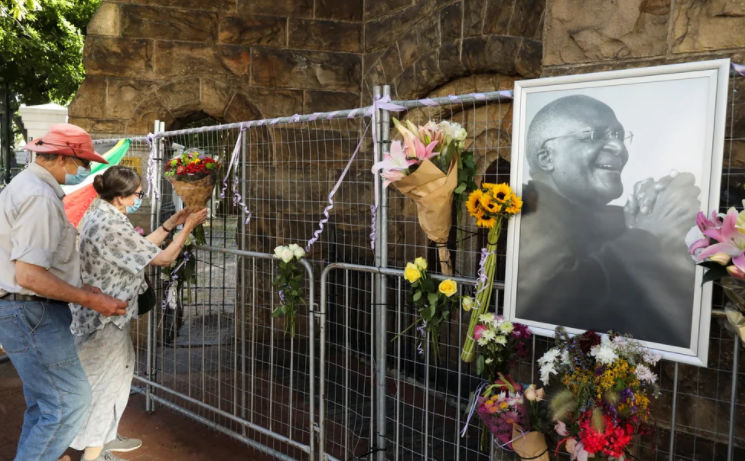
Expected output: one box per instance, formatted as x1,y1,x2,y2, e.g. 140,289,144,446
86,82,743,461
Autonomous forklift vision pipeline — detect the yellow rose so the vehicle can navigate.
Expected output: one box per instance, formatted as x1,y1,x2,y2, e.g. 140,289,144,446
414,257,428,271
404,263,421,283
462,297,475,312
438,279,457,297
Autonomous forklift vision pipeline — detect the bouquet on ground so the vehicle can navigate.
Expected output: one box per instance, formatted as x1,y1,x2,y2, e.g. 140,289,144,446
687,205,745,340
164,148,220,244
272,244,306,338
461,183,522,362
475,375,550,460
393,257,459,365
371,119,473,274
540,328,660,461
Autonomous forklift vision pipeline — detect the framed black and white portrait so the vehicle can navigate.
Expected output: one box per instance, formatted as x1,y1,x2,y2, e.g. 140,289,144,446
503,59,731,366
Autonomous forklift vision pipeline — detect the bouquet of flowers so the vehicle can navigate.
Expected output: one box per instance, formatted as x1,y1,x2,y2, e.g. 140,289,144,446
164,148,220,244
474,375,550,460
540,328,660,461
371,119,472,274
273,244,306,338
466,310,532,383
687,205,745,340
461,183,522,362
393,257,459,365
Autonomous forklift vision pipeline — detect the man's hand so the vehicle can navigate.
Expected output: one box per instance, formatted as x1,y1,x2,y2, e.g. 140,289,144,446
163,209,192,229
81,284,102,295
85,293,127,317
634,174,701,244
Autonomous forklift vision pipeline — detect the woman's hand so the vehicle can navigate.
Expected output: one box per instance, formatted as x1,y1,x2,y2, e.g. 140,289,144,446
163,208,192,229
184,208,209,230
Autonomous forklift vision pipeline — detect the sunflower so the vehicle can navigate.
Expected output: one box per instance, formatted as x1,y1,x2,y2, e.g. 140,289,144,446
484,201,502,214
505,193,523,214
479,193,492,208
476,215,497,228
489,183,513,203
466,190,484,216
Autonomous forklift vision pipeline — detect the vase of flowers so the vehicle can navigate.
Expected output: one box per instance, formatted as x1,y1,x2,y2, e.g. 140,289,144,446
460,183,522,362
539,328,660,461
164,148,220,245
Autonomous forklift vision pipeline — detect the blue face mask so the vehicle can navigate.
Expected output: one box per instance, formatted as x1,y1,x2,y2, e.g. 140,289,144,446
126,197,142,215
64,158,91,186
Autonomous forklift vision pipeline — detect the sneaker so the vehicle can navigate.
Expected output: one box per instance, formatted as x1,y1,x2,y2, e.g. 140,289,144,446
103,434,142,452
80,452,125,461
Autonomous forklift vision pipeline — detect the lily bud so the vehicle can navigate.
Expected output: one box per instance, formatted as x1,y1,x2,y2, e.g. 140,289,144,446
535,388,545,401
727,265,745,281
710,253,732,266
524,386,536,401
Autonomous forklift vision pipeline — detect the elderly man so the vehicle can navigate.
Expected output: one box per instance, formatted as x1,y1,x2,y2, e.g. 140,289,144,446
0,124,128,461
516,95,700,347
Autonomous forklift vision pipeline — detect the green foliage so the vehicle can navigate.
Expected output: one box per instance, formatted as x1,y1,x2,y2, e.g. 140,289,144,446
272,256,305,338
0,0,101,145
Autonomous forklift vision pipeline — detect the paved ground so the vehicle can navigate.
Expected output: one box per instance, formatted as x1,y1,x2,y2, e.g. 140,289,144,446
0,356,272,461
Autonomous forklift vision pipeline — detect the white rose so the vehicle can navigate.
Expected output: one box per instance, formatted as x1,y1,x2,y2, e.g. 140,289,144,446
293,247,306,259
288,243,300,252
274,245,285,258
280,248,294,263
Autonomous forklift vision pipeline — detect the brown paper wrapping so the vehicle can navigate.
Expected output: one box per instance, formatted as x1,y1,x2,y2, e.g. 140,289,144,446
511,425,550,461
170,175,216,212
393,157,458,274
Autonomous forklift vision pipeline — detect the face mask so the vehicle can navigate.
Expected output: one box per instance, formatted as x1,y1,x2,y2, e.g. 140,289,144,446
64,159,91,186
126,197,142,215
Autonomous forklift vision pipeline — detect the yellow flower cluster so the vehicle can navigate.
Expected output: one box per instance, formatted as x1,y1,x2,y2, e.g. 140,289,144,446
466,183,522,228
562,367,595,395
594,359,631,400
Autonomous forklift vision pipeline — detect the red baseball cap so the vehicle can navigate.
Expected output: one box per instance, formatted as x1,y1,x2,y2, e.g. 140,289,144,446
25,123,108,164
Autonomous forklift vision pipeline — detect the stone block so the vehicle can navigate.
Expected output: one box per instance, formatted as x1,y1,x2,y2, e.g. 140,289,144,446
508,0,545,38
365,0,410,21
673,0,745,53
200,78,233,120
155,78,201,119
237,0,313,18
68,76,107,120
106,78,159,120
224,92,263,124
330,167,374,213
440,2,462,44
247,87,304,119
461,35,519,75
84,36,154,79
415,13,441,58
438,40,467,81
125,97,174,134
218,14,286,47
68,117,92,131
120,5,217,41
304,91,359,114
394,65,422,99
397,28,419,70
87,3,120,36
364,57,386,89
515,38,542,78
107,0,234,10
288,19,362,53
463,0,486,36
251,48,361,92
272,127,363,168
380,44,404,80
483,0,514,35
415,50,447,93
316,0,363,21
154,41,250,78
365,2,426,52
90,119,126,134
544,0,670,66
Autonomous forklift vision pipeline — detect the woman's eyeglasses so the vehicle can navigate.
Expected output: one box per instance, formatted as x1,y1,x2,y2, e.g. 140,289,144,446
134,191,146,199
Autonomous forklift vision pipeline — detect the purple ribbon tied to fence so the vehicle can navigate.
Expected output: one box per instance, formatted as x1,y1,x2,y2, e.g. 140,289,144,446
305,123,371,253
460,380,489,437
221,126,252,224
475,247,495,308
416,319,428,355
145,133,161,200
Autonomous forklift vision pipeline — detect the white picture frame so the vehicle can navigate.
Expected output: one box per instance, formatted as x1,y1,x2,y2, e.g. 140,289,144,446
503,59,731,366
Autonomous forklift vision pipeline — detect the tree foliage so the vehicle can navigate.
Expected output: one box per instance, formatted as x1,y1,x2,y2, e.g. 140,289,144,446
0,0,101,143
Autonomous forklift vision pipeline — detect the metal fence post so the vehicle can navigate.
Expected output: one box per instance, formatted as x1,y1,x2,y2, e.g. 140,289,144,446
373,85,391,461
146,119,161,413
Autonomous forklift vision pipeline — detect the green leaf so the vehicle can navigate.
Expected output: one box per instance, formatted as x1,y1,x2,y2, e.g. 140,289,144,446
427,293,439,306
702,266,729,285
454,183,467,194
476,355,485,375
413,291,422,302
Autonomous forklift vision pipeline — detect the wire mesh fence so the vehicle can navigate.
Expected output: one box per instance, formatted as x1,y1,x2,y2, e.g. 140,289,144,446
78,75,745,461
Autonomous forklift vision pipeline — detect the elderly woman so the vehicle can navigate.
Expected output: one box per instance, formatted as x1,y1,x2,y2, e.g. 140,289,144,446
69,166,207,461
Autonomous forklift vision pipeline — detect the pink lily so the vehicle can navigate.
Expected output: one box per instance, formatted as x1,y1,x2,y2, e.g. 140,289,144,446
395,120,441,162
371,140,416,188
698,209,745,262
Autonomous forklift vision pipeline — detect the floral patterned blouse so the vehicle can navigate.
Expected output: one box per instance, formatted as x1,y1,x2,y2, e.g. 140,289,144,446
69,199,160,336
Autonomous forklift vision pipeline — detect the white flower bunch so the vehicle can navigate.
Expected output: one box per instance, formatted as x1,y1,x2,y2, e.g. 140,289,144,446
274,244,305,263
538,347,561,385
437,120,468,146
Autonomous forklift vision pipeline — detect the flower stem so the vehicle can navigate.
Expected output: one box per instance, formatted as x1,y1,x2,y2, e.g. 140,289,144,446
461,220,502,363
